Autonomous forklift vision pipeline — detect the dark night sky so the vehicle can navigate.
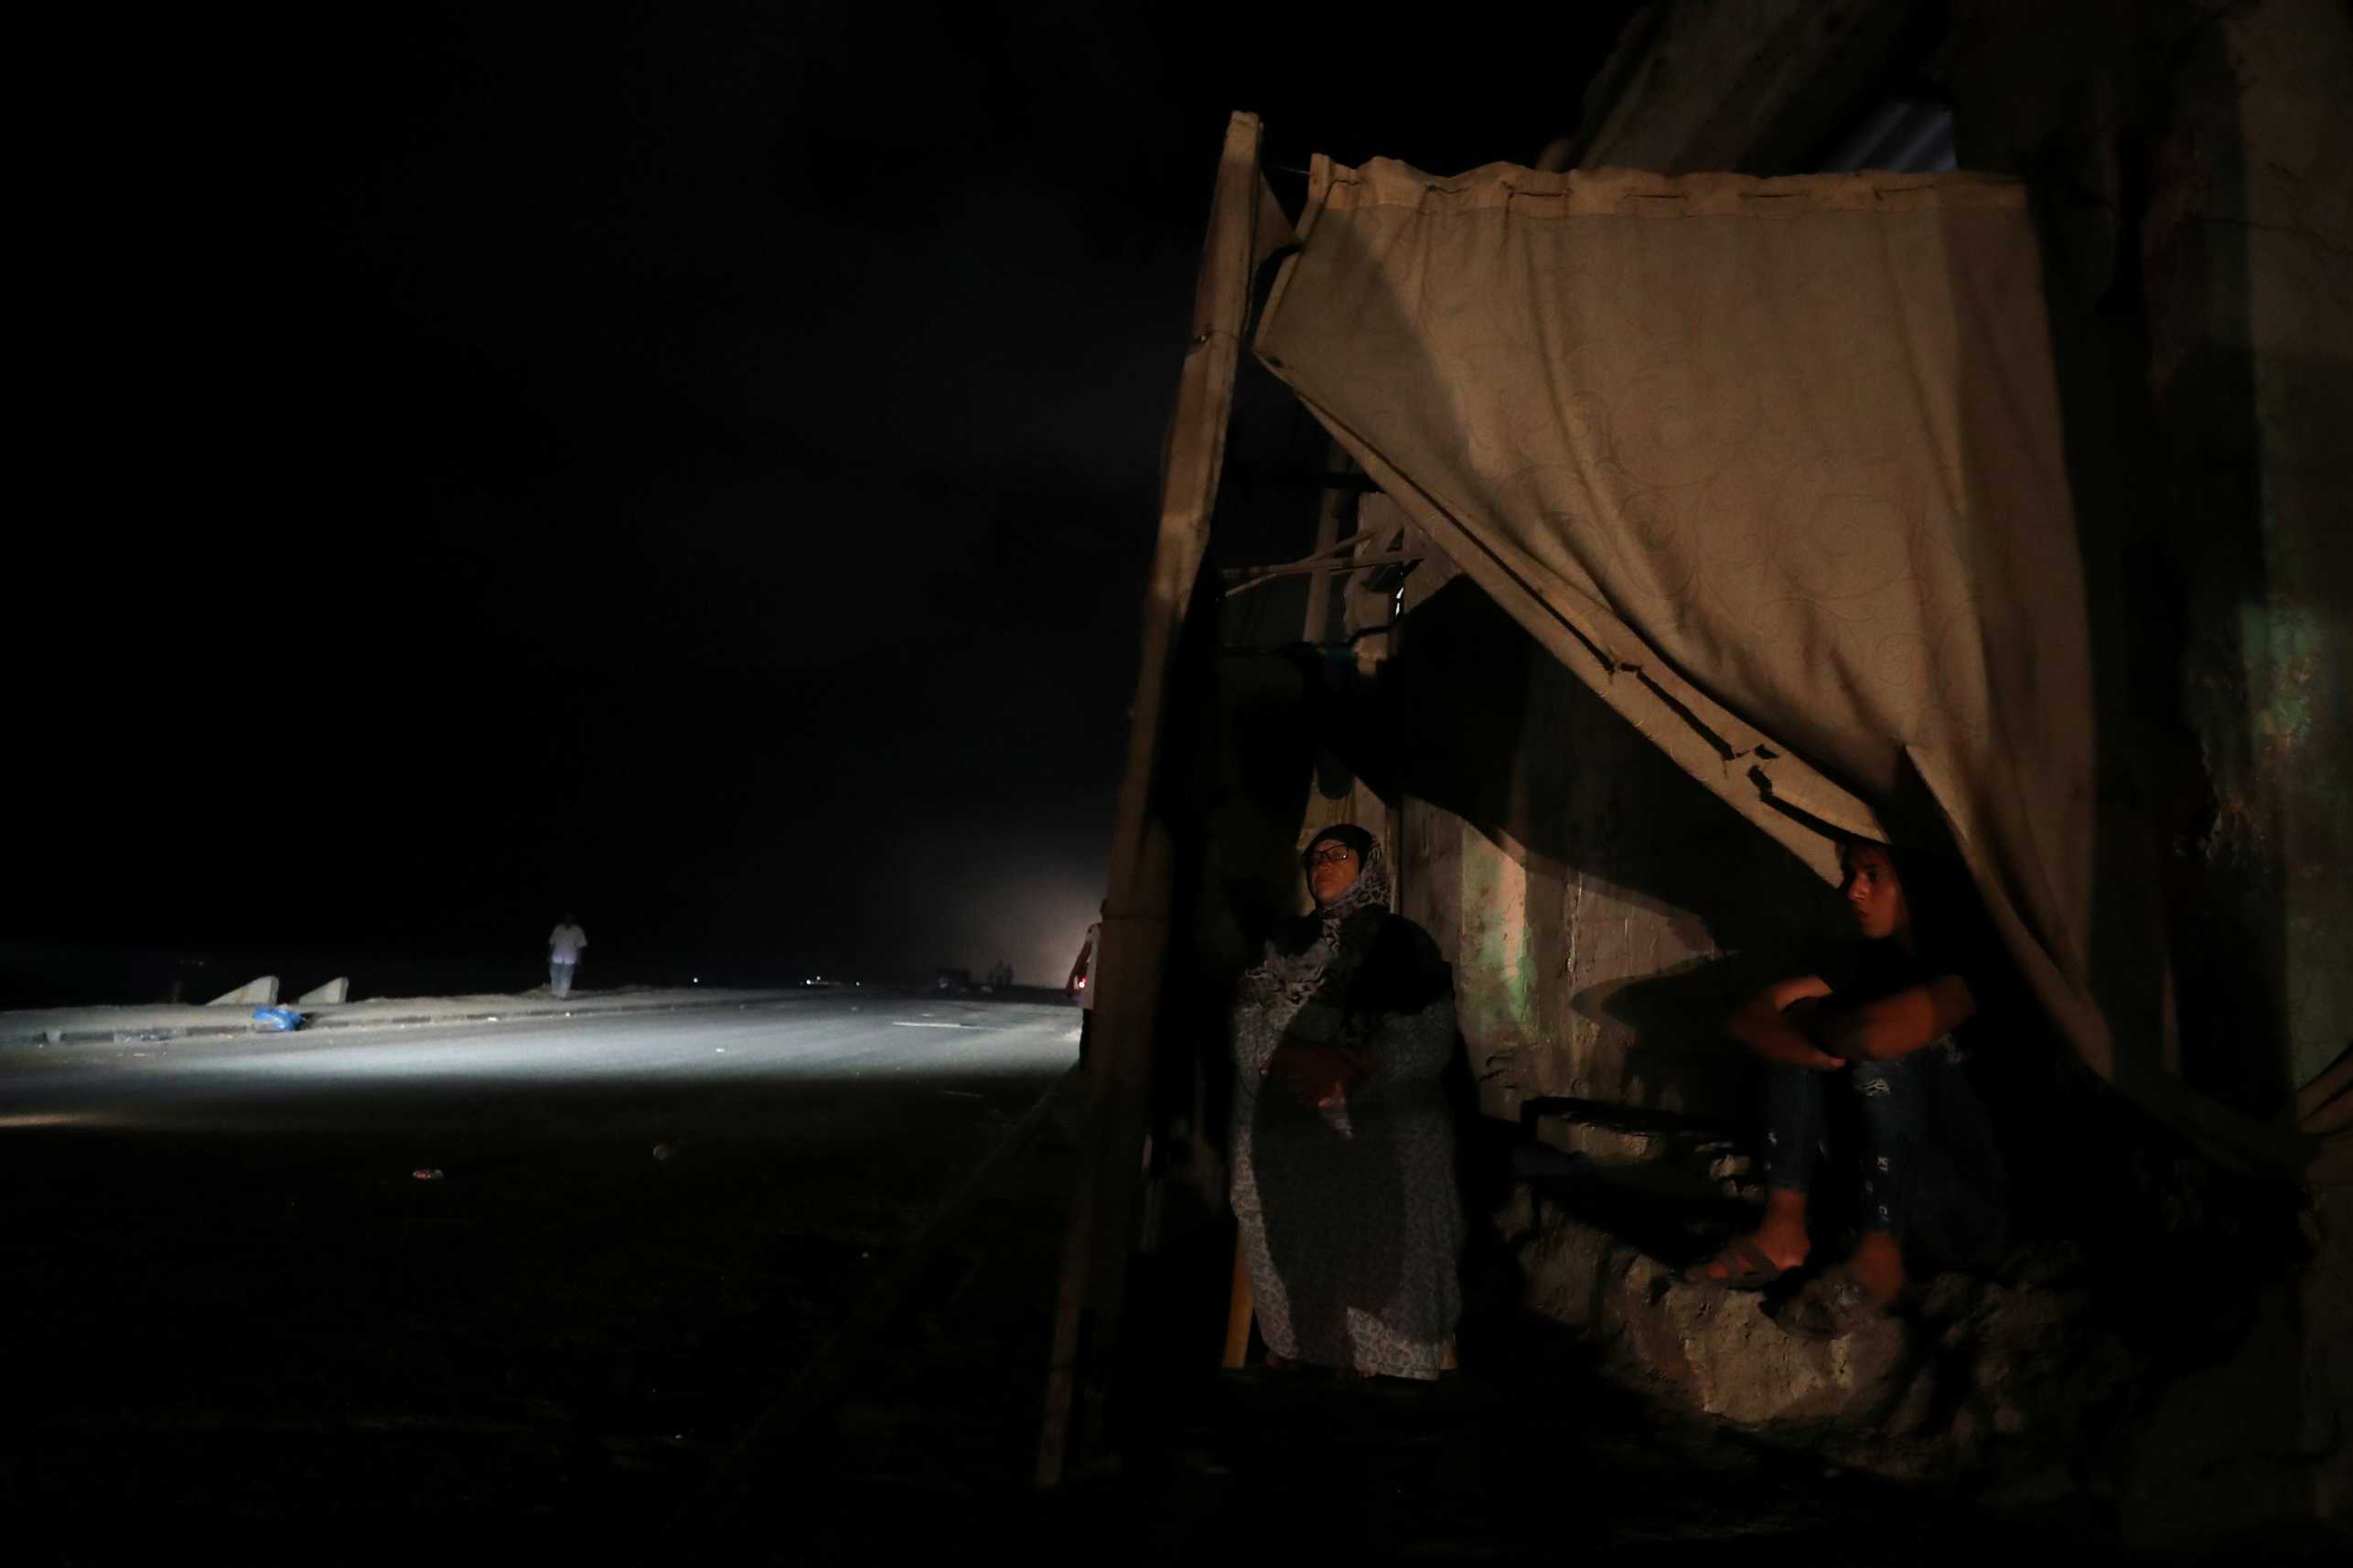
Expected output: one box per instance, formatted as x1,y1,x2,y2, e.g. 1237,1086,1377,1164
18,4,1629,992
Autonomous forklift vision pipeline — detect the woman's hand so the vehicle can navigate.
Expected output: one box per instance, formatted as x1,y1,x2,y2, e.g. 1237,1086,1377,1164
1753,997,1846,1070
1757,1034,1847,1071
1267,1036,1372,1109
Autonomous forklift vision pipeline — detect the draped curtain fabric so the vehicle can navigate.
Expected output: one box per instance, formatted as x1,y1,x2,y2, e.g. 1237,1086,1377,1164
1254,157,2282,1162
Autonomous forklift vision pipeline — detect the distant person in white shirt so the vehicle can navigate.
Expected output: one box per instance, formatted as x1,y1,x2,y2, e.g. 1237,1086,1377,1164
1066,900,1106,1069
547,915,588,998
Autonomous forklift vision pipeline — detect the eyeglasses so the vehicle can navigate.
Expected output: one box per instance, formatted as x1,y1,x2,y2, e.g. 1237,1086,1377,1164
1304,843,1358,869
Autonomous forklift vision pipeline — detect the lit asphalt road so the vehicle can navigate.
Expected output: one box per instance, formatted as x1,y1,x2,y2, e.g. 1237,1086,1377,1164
0,990,1079,1137
0,991,1080,1552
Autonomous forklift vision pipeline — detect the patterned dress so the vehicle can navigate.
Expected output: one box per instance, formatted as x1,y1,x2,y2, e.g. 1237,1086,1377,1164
1229,843,1464,1380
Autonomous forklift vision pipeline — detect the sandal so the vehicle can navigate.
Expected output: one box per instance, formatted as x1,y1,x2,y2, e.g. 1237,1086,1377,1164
1681,1236,1794,1291
1772,1264,1897,1341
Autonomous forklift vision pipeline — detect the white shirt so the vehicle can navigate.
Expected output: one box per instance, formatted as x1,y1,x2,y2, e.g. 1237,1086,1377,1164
1078,921,1101,1011
549,924,588,963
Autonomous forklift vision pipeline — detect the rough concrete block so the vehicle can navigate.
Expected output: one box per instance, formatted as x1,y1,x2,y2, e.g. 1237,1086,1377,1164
207,975,279,1006
297,977,349,1005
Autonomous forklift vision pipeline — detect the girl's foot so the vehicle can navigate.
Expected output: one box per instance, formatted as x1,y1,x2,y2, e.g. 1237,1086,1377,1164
1688,1187,1811,1286
1845,1228,1905,1305
1686,1231,1808,1287
1773,1231,1908,1342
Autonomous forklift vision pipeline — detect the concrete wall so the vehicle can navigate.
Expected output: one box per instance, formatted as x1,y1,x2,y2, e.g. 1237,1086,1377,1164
1565,0,1936,175
1948,0,2350,1112
1947,0,2353,1527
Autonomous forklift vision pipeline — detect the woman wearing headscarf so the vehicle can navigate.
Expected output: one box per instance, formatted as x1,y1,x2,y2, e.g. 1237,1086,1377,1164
1229,822,1464,1380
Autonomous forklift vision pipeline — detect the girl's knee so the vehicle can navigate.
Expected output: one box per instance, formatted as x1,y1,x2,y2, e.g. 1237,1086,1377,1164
1849,1061,1897,1098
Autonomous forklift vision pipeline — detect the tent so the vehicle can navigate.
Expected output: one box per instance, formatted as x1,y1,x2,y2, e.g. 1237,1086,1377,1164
1038,109,2309,1481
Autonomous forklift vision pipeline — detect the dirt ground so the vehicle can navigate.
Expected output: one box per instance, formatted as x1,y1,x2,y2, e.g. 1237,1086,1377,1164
0,1034,1053,1563
6,1030,2335,1565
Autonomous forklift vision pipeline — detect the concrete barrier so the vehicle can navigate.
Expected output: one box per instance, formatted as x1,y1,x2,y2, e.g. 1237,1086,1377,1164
297,977,349,1005
207,975,279,1006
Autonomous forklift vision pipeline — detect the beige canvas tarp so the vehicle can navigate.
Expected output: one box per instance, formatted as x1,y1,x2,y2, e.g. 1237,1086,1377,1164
1254,156,2298,1169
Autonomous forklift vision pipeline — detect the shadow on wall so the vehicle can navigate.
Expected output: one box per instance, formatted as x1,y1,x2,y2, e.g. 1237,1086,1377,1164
1187,650,1320,975
1160,641,1326,1189
1328,575,1849,1120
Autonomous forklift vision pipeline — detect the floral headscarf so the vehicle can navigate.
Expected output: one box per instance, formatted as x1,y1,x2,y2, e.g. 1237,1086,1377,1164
1236,825,1392,1051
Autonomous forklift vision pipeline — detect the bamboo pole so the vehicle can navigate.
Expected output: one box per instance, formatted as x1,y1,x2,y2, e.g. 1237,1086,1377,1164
1220,1230,1255,1369
1220,548,1423,595
1299,439,1351,641
1035,110,1287,1487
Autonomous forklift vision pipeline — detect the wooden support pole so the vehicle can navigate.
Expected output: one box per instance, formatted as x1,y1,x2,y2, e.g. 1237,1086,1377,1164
1300,439,1352,642
1035,110,1290,1487
1220,1229,1254,1369
1219,548,1423,595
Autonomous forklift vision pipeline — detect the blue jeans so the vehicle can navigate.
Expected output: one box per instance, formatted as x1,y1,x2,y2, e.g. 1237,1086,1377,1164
550,959,576,998
1758,1047,2007,1260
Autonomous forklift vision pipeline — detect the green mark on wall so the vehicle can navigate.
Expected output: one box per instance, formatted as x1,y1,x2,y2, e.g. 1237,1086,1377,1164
1456,832,1537,1050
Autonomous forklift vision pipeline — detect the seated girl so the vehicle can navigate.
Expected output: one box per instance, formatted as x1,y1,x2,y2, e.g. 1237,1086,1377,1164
1689,838,2010,1339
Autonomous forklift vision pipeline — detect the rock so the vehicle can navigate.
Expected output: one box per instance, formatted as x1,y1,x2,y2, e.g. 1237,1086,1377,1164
1509,1185,2148,1489
1643,1274,1905,1427
1706,1151,1754,1183
1520,1197,1903,1427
